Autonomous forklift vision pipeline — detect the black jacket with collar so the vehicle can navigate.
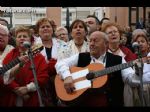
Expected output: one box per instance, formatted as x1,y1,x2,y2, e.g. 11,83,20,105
77,52,124,106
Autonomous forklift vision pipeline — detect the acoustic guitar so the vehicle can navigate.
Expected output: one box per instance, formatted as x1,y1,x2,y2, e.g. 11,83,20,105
55,56,150,103
0,44,43,76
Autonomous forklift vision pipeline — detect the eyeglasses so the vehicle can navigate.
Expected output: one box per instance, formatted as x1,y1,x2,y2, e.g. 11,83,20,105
106,30,119,35
57,33,68,37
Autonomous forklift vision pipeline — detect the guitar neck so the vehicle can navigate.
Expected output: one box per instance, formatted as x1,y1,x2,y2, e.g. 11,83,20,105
0,44,43,76
0,58,21,76
94,61,134,77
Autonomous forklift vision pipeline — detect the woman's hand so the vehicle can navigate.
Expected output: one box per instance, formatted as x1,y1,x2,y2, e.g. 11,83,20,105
18,54,29,65
14,86,28,97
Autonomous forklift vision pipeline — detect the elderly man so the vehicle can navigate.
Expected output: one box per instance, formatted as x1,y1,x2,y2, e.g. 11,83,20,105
0,24,14,66
0,18,16,47
0,24,16,84
0,24,28,84
55,31,139,106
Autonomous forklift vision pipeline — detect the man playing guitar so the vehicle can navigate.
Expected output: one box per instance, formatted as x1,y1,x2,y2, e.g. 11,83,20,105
55,31,140,106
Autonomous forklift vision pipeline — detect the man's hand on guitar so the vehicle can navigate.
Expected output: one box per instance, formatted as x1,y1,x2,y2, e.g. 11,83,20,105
64,76,75,94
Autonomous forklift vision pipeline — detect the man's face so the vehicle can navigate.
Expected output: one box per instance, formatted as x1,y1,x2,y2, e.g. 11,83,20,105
85,17,99,35
0,28,9,50
89,31,108,58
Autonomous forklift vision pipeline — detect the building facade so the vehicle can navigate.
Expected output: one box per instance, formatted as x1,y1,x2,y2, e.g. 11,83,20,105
0,7,46,28
46,7,105,27
1,7,150,32
46,7,150,31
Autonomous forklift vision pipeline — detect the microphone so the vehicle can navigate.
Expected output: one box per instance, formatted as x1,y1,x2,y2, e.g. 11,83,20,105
23,41,31,48
132,42,140,54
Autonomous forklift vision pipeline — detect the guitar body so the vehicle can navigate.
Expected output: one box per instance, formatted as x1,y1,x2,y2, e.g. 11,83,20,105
55,56,150,105
55,63,108,104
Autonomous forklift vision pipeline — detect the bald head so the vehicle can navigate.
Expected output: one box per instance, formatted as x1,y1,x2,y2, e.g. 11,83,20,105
89,31,108,59
90,31,108,42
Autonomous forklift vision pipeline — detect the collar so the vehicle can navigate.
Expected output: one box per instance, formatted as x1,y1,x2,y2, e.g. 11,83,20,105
91,52,106,63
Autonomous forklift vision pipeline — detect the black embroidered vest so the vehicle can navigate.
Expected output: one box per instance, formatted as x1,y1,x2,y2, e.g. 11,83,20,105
77,52,124,106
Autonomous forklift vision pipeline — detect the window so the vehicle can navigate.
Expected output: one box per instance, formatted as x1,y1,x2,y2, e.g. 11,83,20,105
14,13,30,19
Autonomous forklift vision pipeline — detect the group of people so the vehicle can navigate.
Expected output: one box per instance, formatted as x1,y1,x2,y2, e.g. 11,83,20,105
0,14,150,107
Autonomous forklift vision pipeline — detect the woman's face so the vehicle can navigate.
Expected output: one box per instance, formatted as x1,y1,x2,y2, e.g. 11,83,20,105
56,29,68,42
71,22,86,43
121,35,127,45
136,36,149,53
105,26,120,44
38,21,53,41
16,31,31,48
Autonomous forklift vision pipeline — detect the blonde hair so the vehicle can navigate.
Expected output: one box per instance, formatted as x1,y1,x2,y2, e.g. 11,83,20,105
35,17,52,33
101,22,123,36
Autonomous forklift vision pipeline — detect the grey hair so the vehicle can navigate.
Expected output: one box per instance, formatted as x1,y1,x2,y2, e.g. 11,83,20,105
103,33,109,42
132,29,147,42
98,31,109,42
132,29,146,38
55,26,68,34
90,31,109,42
0,24,9,34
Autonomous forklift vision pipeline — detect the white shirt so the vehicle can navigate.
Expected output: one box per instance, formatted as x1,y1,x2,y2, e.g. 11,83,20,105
33,36,42,45
40,38,69,63
67,39,89,55
55,52,135,83
0,45,14,84
141,52,150,83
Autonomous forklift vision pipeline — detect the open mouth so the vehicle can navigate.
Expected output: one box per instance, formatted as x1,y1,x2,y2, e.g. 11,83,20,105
76,32,81,35
43,31,49,33
90,47,96,51
112,37,117,39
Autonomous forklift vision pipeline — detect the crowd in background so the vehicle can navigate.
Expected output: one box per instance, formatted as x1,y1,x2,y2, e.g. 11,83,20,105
0,14,150,107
